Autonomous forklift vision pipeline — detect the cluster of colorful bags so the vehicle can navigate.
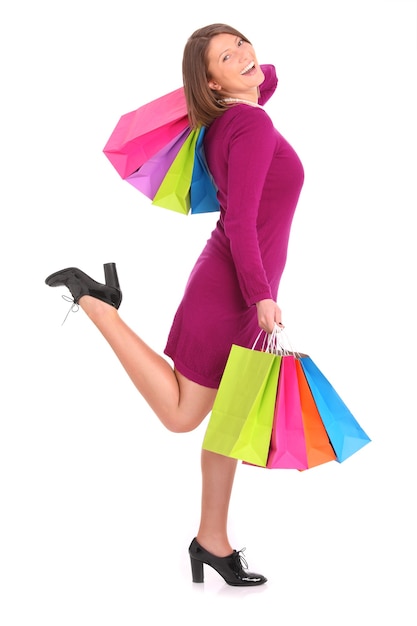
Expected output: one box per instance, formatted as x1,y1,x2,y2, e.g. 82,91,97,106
103,87,219,215
202,329,371,470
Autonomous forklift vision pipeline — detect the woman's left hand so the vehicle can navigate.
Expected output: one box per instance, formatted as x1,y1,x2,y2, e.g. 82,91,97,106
256,299,284,334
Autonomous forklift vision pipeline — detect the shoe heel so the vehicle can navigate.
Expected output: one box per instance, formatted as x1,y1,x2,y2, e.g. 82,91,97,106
103,263,120,290
190,556,204,583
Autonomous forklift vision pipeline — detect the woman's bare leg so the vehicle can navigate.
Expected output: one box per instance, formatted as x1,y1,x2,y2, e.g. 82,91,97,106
79,295,217,432
196,450,238,555
79,295,237,555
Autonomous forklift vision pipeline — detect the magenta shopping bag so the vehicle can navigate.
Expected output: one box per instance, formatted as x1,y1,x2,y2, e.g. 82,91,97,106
103,87,188,179
265,355,309,469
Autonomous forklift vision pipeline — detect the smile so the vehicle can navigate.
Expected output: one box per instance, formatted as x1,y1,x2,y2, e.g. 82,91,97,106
240,61,255,75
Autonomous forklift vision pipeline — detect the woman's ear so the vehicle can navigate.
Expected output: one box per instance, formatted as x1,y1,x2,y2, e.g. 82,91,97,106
208,79,222,91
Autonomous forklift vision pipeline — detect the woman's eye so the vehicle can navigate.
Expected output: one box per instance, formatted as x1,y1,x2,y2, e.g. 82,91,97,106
238,39,244,47
222,54,230,62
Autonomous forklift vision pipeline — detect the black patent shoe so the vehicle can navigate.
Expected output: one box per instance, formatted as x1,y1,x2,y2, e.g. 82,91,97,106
189,538,267,586
45,263,122,309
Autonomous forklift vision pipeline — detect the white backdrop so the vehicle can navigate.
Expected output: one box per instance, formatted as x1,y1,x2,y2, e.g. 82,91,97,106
1,1,416,624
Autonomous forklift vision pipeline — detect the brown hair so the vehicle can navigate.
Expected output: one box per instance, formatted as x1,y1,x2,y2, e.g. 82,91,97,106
182,23,252,128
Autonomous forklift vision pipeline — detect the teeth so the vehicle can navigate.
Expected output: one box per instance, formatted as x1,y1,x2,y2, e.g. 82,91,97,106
240,61,255,75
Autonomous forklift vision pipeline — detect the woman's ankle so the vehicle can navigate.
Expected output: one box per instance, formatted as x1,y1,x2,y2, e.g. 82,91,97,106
79,295,119,319
195,534,233,557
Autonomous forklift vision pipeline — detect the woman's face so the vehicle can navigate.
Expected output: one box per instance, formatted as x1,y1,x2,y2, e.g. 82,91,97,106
206,33,265,100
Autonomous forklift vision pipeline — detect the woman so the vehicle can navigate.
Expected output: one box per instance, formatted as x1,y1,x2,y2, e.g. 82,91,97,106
45,23,304,586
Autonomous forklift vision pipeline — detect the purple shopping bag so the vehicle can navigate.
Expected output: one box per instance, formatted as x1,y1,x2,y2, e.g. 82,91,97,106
125,127,190,199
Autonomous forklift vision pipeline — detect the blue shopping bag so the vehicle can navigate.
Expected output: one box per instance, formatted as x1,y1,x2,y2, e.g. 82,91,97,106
299,356,371,462
190,127,219,214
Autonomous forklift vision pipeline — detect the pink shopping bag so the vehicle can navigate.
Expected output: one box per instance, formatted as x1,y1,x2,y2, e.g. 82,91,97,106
266,354,309,469
103,87,189,179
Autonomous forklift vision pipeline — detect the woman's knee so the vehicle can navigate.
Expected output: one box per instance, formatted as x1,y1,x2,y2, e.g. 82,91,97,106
167,423,198,434
163,413,206,434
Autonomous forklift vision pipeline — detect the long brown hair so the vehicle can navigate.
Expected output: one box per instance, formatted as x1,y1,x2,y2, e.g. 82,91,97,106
182,23,252,128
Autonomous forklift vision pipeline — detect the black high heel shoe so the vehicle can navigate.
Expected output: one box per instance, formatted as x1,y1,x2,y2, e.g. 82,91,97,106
189,538,267,586
45,263,122,309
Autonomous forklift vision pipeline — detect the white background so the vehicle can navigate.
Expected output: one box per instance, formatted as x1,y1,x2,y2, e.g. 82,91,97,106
1,1,416,624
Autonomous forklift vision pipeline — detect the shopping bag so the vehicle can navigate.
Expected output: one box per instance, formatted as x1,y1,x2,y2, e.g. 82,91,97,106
294,359,337,468
103,87,189,179
265,355,309,469
190,127,219,214
151,127,200,214
244,355,337,470
202,344,282,467
299,355,371,462
125,127,190,199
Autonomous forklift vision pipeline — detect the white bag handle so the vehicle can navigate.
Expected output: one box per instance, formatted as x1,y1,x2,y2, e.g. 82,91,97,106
252,324,300,357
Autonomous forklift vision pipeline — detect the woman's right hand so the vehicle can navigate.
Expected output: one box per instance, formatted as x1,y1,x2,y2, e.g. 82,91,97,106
256,299,283,334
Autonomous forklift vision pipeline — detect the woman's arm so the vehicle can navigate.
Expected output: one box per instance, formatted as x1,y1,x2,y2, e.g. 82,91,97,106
258,64,278,105
222,107,277,307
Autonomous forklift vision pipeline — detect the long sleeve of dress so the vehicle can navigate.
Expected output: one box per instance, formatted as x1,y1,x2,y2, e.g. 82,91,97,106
216,108,279,306
258,64,278,105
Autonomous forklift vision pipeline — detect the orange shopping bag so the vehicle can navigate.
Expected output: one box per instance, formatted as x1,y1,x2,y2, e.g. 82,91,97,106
295,359,337,469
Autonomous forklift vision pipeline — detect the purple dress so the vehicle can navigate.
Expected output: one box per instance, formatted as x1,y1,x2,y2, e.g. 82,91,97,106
164,66,304,388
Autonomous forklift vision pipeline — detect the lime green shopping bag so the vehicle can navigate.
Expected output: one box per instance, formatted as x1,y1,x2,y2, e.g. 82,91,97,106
152,127,200,214
202,345,282,467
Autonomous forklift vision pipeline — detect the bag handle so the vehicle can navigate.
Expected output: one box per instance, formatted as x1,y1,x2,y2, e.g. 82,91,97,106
252,324,300,357
252,324,283,353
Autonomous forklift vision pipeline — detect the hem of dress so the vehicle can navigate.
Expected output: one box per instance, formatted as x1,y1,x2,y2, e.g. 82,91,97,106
164,350,220,390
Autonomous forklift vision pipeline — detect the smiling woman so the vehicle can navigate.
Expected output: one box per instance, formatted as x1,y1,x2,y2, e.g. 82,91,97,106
182,24,265,128
206,33,262,102
44,22,304,587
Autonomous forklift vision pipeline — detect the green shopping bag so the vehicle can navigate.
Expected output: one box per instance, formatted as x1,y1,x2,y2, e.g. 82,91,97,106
152,127,200,214
202,344,282,466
